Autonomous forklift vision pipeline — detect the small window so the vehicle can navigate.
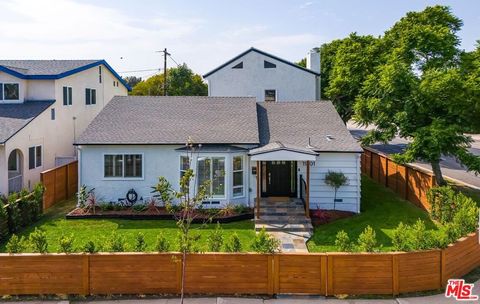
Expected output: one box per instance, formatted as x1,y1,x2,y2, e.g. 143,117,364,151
8,151,17,171
63,86,72,105
232,62,243,69
28,145,42,169
104,154,142,178
232,156,244,197
180,156,190,178
85,88,96,105
3,83,19,100
51,108,55,120
264,61,276,68
0,83,3,100
113,80,115,86
265,90,276,102
99,66,102,83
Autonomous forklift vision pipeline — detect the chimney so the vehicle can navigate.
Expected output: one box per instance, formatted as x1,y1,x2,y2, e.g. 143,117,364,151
306,48,320,74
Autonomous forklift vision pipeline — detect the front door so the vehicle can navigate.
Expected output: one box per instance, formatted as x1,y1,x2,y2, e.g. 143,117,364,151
261,161,297,197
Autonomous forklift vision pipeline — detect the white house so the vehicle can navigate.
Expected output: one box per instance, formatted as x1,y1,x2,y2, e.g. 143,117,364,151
0,60,129,195
75,96,362,214
203,47,321,102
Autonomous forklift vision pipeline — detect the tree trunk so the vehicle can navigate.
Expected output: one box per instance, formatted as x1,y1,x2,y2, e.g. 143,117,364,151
333,189,337,210
431,160,447,186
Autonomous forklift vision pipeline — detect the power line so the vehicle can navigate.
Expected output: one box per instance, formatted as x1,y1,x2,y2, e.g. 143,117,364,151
168,54,180,67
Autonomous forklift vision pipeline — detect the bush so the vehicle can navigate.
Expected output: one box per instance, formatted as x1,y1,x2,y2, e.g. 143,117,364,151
134,232,147,252
6,234,27,253
29,228,48,253
132,204,147,213
392,222,410,251
409,219,432,250
7,193,21,233
427,186,457,224
334,230,352,252
357,226,378,252
452,194,479,236
233,204,248,214
155,233,170,252
0,203,8,243
83,240,99,253
251,228,280,253
106,232,126,252
31,183,44,217
225,233,242,252
59,234,75,253
207,222,224,252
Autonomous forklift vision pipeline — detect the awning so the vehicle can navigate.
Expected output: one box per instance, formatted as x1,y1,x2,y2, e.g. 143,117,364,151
249,141,318,161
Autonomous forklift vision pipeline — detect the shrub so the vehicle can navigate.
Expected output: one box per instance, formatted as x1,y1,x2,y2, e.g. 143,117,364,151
7,193,21,233
357,226,378,252
410,219,435,250
251,228,280,253
427,186,457,224
392,222,410,251
233,204,248,214
0,203,8,242
99,203,111,212
452,194,479,236
335,230,352,252
83,240,99,253
155,233,170,252
77,185,88,208
59,234,75,253
106,232,126,252
6,234,27,253
218,204,236,217
225,233,242,252
132,204,147,213
31,183,44,217
134,232,147,252
29,228,48,253
207,222,224,252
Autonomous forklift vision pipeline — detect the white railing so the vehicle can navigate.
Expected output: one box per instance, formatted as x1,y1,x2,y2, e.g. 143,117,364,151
8,174,23,193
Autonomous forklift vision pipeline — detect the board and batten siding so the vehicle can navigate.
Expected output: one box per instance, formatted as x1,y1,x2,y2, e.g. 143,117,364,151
298,153,361,213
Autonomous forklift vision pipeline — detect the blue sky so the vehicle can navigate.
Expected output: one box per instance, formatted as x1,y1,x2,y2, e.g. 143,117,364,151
1,0,479,78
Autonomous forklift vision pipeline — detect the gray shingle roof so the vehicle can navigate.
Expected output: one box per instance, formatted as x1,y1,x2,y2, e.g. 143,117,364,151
0,60,99,75
0,101,54,143
249,141,319,155
257,101,362,153
75,96,260,145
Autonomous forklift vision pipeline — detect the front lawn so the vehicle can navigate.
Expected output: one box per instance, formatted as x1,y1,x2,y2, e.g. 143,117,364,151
0,199,255,253
307,175,439,252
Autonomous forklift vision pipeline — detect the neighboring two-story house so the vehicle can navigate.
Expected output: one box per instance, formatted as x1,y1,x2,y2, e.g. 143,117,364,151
203,47,321,102
0,60,129,195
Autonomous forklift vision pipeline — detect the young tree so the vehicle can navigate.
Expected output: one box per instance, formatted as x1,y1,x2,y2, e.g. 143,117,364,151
354,6,480,185
151,138,210,303
324,171,348,210
122,76,142,88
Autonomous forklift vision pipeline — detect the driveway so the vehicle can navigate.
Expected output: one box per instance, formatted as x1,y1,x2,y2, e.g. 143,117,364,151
348,122,480,189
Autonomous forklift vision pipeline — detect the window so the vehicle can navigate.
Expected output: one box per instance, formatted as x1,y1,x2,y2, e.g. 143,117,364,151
2,83,19,100
99,66,102,83
232,62,243,69
104,154,142,178
51,108,55,120
264,60,276,68
197,157,225,197
180,156,190,178
113,80,115,86
265,90,276,102
63,86,72,105
8,151,18,171
232,156,244,197
28,145,42,169
85,88,96,105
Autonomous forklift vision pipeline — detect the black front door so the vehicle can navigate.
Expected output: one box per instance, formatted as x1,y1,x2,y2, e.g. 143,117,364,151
261,161,297,197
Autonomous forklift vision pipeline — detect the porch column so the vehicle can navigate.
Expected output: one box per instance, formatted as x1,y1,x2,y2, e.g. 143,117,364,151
256,161,260,219
306,160,310,218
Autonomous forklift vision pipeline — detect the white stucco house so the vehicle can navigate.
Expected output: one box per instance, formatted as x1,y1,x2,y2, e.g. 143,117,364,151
204,47,321,102
75,96,362,214
0,60,129,195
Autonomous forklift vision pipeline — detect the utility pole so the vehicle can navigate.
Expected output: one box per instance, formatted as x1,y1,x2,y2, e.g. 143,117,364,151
156,48,170,96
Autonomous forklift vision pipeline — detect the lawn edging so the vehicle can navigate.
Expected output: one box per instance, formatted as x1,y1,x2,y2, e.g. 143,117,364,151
1,231,478,297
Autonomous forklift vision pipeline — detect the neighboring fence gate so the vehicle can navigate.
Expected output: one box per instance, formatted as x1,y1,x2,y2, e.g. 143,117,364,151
40,160,78,210
361,147,436,210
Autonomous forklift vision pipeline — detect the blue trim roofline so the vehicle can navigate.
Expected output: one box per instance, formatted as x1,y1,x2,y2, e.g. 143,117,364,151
203,47,320,78
0,60,132,91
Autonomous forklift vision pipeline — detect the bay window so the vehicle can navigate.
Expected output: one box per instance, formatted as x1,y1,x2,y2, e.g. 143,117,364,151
232,156,244,197
104,154,142,178
197,157,225,197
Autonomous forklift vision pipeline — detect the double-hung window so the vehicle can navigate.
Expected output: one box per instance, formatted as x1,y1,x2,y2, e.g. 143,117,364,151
104,154,142,178
28,146,42,170
197,157,225,198
63,86,73,105
232,156,244,197
85,88,96,105
180,156,190,191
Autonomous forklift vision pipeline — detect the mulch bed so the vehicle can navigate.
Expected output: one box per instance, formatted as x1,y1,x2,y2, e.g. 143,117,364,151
66,207,254,223
309,209,356,227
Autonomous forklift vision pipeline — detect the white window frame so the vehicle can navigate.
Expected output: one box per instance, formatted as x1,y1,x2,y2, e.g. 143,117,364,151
196,156,226,199
103,153,144,180
265,89,276,102
0,82,20,101
232,155,245,198
63,86,73,106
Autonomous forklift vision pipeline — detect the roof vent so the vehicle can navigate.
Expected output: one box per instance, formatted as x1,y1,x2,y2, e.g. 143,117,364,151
326,135,335,141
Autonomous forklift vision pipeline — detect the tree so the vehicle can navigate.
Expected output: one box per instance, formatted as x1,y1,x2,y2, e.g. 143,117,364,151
354,5,480,185
122,76,142,88
324,171,348,210
296,58,306,68
132,64,207,96
319,39,344,97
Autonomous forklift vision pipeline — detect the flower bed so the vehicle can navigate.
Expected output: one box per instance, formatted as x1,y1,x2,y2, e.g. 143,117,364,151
309,209,355,226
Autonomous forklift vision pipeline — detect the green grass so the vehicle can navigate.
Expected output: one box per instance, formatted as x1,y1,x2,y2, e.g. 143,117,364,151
307,176,438,252
0,199,255,253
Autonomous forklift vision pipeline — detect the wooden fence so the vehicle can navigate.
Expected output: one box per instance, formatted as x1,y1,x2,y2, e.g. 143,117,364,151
362,147,436,210
40,161,78,210
1,231,478,296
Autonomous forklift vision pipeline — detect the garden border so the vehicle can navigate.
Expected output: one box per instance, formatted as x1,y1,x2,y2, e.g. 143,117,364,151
1,231,478,296
65,212,254,223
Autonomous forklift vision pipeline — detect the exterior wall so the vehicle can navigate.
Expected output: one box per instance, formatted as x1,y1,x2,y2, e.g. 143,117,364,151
206,51,319,102
25,80,55,100
0,64,128,193
79,145,251,207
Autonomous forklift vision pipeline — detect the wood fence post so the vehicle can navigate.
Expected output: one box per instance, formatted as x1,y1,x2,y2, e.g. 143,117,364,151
392,254,399,296
82,254,90,295
273,255,279,294
40,173,46,211
440,250,446,288
176,254,183,294
320,255,327,296
65,164,70,198
326,255,333,296
405,167,409,200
